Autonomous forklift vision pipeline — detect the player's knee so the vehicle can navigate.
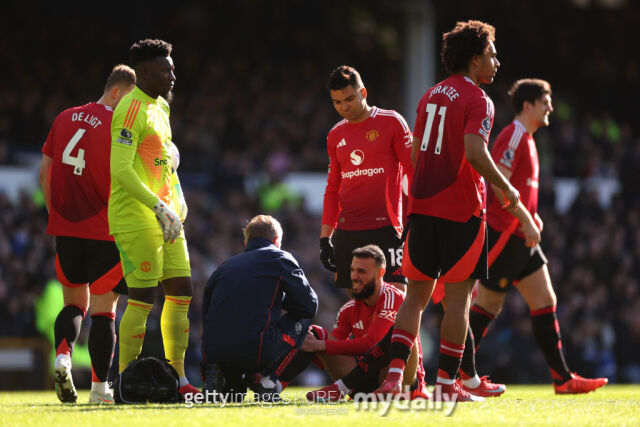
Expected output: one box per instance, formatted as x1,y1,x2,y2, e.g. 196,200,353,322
484,297,504,315
162,276,193,297
62,287,90,311
548,291,557,308
89,293,119,314
532,288,556,310
128,286,156,304
476,287,504,315
90,311,116,321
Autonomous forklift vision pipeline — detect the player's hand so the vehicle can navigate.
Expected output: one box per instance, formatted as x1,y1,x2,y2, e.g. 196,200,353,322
533,212,543,232
501,184,520,214
319,237,336,272
520,218,541,248
152,199,182,242
300,332,322,353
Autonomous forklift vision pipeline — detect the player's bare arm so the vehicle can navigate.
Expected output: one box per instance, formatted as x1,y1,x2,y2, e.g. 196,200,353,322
320,224,335,239
491,164,540,247
39,155,53,211
464,133,519,212
410,136,421,166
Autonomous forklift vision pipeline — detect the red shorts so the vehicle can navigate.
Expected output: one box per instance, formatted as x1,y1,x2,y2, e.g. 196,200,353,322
55,236,126,295
402,214,488,284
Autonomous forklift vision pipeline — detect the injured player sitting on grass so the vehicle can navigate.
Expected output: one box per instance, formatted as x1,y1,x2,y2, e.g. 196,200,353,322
302,245,429,401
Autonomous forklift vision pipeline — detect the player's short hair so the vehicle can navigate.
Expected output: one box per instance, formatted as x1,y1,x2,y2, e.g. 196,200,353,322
352,245,386,269
441,20,496,74
327,65,364,91
104,64,136,92
129,39,173,67
508,78,552,114
243,215,283,243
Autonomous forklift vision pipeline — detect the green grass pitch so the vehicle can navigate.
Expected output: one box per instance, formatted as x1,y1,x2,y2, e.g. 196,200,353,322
1,385,639,426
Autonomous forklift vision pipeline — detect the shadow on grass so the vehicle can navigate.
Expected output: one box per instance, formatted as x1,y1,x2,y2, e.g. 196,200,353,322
11,399,351,412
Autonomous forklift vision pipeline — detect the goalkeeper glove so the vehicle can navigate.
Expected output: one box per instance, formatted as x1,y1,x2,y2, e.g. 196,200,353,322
319,237,336,272
152,199,182,242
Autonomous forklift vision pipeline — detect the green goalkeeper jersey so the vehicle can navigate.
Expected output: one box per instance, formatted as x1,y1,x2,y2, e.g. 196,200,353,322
109,85,180,234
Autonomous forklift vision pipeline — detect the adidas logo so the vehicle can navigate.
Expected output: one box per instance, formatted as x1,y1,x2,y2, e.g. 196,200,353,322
353,320,364,330
337,138,346,148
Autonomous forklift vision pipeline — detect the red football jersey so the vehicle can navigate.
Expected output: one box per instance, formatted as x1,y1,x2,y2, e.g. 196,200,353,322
329,282,404,355
487,120,539,237
322,107,414,232
409,76,495,222
42,102,114,241
328,283,425,384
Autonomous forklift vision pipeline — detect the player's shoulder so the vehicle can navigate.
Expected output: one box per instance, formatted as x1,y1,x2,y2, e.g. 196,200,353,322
157,96,170,112
495,120,527,150
372,107,411,132
422,76,477,107
53,103,108,125
55,102,90,118
115,87,147,111
434,76,490,101
328,118,349,137
380,283,404,308
338,299,356,315
113,89,136,114
113,87,148,125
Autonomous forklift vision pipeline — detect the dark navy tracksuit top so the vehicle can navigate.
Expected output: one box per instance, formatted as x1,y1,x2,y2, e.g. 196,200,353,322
201,238,318,370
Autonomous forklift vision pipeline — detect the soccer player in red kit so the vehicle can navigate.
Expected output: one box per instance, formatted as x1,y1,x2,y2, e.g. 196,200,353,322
460,79,608,394
303,245,427,401
39,65,135,403
320,65,414,291
376,20,520,402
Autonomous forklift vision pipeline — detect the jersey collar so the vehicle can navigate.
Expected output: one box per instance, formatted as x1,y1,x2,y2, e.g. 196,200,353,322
133,85,160,104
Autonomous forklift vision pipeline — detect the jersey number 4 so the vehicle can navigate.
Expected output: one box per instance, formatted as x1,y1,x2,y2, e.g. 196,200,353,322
420,103,447,155
62,129,86,175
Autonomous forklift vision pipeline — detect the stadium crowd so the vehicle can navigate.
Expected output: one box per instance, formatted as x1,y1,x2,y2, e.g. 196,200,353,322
1,0,639,387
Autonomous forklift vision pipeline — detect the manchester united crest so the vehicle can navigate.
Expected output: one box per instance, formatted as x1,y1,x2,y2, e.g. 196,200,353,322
366,129,379,142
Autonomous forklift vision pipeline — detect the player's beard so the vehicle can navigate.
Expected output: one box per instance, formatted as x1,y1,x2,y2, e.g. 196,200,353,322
352,278,376,301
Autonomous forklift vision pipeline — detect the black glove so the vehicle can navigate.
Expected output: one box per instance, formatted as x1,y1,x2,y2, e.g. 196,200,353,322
319,237,337,272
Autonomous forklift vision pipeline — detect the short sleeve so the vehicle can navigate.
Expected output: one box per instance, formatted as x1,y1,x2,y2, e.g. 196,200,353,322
464,93,494,143
111,98,142,150
491,125,523,172
413,98,428,142
42,115,60,157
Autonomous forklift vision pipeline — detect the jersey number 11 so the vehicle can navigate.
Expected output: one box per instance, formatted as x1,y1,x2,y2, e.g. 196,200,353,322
420,103,447,155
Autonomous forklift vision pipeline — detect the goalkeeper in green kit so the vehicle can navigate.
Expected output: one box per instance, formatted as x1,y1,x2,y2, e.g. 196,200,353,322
109,39,199,397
